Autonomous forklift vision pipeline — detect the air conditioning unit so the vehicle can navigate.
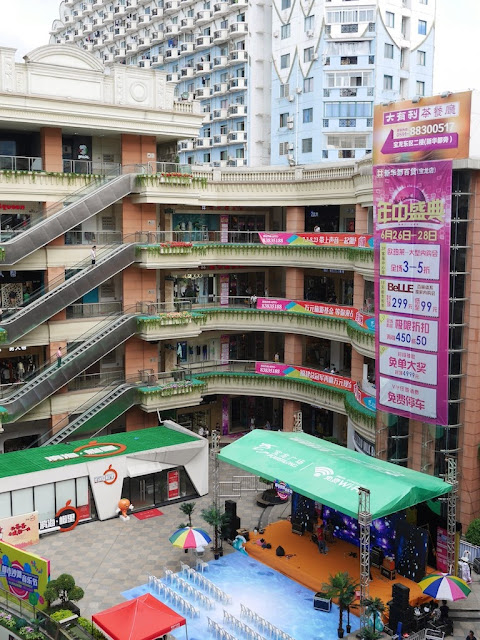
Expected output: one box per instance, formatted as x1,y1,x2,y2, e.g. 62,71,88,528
288,142,294,150
273,30,279,37
312,53,319,60
306,29,314,37
287,154,295,162
287,95,295,102
287,122,294,130
296,87,302,94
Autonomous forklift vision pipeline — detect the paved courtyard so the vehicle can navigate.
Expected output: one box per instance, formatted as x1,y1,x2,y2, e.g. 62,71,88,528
31,460,480,640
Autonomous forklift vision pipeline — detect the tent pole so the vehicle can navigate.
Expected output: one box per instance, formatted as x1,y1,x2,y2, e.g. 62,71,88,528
358,487,372,631
211,430,220,512
445,456,458,575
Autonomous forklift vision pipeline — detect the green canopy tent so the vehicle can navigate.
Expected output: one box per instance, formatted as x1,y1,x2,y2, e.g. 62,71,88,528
218,430,451,519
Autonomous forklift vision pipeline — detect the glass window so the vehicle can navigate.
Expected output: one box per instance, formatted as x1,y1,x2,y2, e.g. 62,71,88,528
281,0,291,9
383,74,393,90
304,47,314,62
416,80,425,96
280,54,290,69
76,477,90,520
203,153,211,162
303,108,313,123
12,488,33,516
384,43,394,59
303,76,314,93
417,50,426,65
279,112,289,127
34,484,55,522
418,19,427,35
302,138,313,153
280,83,289,98
0,493,11,519
304,15,314,31
56,479,76,511
419,0,428,3
281,24,290,39
386,11,394,28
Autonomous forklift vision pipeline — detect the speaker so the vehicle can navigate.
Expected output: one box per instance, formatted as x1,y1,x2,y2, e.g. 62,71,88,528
473,557,480,574
225,500,237,518
313,593,332,612
392,582,410,606
224,515,241,540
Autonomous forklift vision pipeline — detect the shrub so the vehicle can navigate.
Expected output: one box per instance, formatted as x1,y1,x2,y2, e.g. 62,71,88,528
465,518,480,546
77,616,108,640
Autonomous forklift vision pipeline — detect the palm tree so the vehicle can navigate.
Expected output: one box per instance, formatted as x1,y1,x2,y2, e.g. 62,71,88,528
362,597,385,635
322,572,359,639
201,503,231,559
179,502,195,527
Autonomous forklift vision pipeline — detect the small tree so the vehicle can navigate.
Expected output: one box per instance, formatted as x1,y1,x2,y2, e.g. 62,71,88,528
465,518,480,546
201,503,230,559
179,502,195,527
362,597,385,636
44,574,84,608
322,572,358,639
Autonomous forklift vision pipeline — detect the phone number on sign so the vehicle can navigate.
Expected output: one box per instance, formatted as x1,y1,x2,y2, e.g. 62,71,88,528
408,122,455,136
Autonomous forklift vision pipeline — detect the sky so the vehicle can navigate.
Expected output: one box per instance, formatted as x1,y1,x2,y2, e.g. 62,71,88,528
0,0,476,95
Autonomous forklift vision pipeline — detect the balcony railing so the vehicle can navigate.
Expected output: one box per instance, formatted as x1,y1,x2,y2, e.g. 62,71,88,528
62,160,121,175
0,155,42,171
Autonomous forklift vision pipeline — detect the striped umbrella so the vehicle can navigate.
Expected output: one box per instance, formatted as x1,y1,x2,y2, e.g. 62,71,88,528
418,573,471,601
169,526,212,549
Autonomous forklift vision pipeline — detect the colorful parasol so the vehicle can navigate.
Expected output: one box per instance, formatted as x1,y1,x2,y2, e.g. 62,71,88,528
418,573,471,601
169,527,212,549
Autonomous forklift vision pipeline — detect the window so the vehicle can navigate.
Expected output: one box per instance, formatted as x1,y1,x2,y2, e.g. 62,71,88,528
304,15,314,31
383,74,393,90
416,80,425,96
280,112,289,127
281,0,291,9
302,138,313,153
280,83,290,98
303,108,313,123
279,142,289,155
418,19,427,35
303,76,314,93
280,54,290,69
419,0,428,4
304,47,314,62
386,11,394,28
281,24,290,39
384,43,394,59
203,153,211,162
417,50,426,66
326,71,372,88
324,101,372,117
327,134,369,149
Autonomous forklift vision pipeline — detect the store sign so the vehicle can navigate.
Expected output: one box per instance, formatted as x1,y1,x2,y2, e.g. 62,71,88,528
374,161,451,424
0,540,50,609
0,204,25,211
274,480,292,501
0,512,39,548
373,91,472,165
436,526,448,573
353,431,375,457
94,464,118,485
255,362,355,392
167,470,179,500
45,440,127,463
39,501,80,534
258,232,373,248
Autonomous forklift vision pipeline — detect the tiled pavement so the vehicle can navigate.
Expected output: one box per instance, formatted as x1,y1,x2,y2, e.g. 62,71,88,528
32,460,480,639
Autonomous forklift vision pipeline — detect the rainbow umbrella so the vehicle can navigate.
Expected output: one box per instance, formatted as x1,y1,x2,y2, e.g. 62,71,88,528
169,526,212,549
418,573,471,601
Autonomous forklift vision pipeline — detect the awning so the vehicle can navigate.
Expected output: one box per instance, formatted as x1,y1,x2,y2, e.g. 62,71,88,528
92,593,186,640
218,431,451,520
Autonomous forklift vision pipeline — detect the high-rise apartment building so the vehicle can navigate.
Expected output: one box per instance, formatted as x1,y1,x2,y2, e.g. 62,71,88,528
50,0,435,167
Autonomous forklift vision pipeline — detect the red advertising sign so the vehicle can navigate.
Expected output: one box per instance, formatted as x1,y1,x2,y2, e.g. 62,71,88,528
167,470,179,500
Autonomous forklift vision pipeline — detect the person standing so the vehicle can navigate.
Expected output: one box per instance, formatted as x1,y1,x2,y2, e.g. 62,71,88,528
466,631,477,640
317,523,327,554
56,347,62,369
91,245,96,266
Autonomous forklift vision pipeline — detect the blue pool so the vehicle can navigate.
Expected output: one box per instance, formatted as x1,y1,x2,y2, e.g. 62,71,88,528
122,551,359,640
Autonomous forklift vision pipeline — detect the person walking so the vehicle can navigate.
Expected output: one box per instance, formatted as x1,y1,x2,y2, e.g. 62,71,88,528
91,245,96,266
56,347,62,369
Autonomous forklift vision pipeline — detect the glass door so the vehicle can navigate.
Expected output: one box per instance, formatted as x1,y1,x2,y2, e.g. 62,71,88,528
129,475,155,509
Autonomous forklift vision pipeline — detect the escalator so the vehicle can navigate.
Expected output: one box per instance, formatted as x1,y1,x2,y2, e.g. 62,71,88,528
0,243,136,343
0,313,138,423
0,173,135,265
41,381,139,446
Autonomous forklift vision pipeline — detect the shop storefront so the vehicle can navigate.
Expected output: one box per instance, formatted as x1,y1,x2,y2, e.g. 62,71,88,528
0,424,208,536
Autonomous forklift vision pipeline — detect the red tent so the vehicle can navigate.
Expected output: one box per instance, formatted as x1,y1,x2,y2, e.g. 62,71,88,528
92,593,187,640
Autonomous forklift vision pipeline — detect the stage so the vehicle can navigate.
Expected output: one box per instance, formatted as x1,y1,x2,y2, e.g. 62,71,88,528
245,520,430,611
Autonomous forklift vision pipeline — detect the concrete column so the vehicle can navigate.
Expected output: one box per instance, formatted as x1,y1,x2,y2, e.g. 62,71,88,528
40,127,63,173
51,413,69,436
353,272,365,310
286,206,305,233
45,268,66,321
375,413,388,461
285,267,304,300
355,203,369,234
126,407,159,431
284,333,302,366
163,345,177,372
283,400,301,433
121,134,156,168
164,278,175,311
122,198,156,238
124,337,158,379
350,349,364,383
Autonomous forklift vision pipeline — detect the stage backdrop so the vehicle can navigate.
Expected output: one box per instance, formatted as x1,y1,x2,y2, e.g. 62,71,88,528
395,520,428,582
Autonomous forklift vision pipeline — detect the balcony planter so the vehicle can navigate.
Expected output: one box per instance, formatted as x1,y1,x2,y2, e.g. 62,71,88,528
137,312,194,329
136,243,195,256
135,173,208,188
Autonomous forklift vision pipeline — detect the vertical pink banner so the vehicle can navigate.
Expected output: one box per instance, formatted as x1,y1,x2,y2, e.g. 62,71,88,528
222,395,229,435
374,160,452,425
219,274,229,305
220,215,229,243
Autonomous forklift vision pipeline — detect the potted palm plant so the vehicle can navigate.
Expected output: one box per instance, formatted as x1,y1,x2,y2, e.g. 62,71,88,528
201,503,230,560
361,596,385,638
322,571,358,639
179,502,195,527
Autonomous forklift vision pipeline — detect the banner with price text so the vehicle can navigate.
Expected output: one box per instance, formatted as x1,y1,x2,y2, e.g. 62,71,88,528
373,160,452,424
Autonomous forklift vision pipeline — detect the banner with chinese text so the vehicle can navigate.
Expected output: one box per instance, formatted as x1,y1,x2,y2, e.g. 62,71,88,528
258,232,373,248
373,160,452,424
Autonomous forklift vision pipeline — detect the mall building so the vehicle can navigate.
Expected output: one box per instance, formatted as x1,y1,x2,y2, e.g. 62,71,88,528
0,45,477,530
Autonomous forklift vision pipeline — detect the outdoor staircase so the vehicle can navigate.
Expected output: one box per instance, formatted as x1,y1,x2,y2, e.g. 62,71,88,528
0,173,135,265
41,382,139,446
0,243,136,343
0,313,138,423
